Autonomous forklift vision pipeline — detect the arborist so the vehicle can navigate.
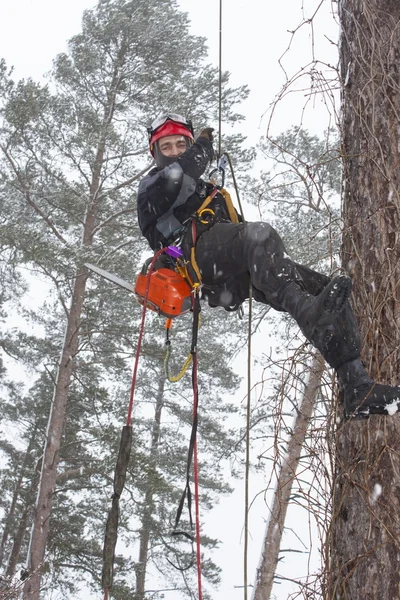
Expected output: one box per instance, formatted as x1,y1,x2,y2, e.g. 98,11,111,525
137,113,400,418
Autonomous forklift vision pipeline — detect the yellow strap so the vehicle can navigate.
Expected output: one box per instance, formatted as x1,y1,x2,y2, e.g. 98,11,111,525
176,260,195,288
164,313,201,382
219,188,239,223
196,187,239,224
164,347,193,382
196,188,218,215
190,247,202,284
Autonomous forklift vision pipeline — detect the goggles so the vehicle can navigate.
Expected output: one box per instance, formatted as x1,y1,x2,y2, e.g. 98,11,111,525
147,113,194,138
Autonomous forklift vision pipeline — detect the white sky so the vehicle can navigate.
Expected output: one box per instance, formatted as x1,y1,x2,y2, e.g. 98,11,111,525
0,0,339,143
0,1,339,599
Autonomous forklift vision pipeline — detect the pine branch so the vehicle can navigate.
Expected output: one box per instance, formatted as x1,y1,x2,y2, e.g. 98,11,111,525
0,144,68,244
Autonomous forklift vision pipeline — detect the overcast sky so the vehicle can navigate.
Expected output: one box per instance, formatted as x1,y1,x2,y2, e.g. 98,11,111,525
0,2,339,599
0,0,339,143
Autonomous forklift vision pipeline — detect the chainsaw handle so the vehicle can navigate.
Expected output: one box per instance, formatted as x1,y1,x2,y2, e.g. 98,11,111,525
141,257,153,275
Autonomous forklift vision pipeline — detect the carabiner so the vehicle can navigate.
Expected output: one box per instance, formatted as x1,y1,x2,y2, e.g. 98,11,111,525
198,207,215,224
208,153,227,188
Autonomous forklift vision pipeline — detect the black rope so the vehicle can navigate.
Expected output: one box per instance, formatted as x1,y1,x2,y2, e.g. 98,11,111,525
169,291,201,568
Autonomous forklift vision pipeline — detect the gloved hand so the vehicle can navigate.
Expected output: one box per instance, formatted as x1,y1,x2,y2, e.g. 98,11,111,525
197,127,214,142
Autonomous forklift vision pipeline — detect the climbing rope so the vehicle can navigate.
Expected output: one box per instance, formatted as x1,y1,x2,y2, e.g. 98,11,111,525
244,284,252,600
127,249,165,426
224,152,252,600
216,2,252,597
168,288,203,598
102,248,165,600
191,291,203,600
218,0,223,158
101,1,253,596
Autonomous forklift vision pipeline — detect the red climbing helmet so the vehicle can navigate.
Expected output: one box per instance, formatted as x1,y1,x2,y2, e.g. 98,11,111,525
148,113,194,156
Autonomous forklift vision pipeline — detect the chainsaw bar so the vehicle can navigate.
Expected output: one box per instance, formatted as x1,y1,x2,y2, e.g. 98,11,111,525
85,263,135,293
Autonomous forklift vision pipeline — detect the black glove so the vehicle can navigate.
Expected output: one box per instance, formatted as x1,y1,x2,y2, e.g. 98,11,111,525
197,127,214,142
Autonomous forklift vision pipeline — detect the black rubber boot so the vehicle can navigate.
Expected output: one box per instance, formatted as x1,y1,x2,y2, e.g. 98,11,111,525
336,359,400,419
277,269,400,419
277,275,353,348
319,307,400,419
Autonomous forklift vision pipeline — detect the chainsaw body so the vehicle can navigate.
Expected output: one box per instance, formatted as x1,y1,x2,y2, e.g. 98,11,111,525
135,267,192,318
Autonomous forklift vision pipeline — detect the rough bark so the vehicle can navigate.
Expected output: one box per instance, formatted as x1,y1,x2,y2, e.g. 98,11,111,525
252,352,325,600
330,1,400,598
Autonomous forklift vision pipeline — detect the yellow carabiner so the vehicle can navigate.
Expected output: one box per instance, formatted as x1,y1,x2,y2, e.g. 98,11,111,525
198,207,215,225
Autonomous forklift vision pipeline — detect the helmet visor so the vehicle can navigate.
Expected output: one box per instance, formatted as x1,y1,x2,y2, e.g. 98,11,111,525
148,113,194,138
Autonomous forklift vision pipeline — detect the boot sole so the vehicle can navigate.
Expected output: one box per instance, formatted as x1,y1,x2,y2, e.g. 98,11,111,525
346,404,400,420
345,383,400,419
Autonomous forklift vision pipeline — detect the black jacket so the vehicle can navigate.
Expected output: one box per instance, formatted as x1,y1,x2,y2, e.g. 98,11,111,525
137,136,237,250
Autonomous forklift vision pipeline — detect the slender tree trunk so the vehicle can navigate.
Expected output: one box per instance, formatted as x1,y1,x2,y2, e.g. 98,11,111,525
20,55,127,592
135,372,165,598
6,456,41,579
22,136,109,600
22,271,88,600
252,353,325,600
329,2,400,598
0,426,38,568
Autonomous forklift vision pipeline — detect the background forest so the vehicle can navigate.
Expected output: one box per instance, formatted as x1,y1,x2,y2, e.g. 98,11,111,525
0,1,352,599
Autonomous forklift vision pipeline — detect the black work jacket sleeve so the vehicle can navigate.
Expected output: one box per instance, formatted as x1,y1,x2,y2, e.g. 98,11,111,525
137,137,214,250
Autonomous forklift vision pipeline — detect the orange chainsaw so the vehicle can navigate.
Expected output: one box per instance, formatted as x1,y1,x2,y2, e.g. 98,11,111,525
85,259,192,319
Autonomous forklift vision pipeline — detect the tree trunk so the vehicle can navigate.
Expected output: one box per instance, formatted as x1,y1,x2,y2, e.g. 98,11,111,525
330,1,400,598
22,271,88,600
0,426,38,568
6,456,41,579
20,54,128,592
252,352,325,600
22,137,108,600
135,371,165,598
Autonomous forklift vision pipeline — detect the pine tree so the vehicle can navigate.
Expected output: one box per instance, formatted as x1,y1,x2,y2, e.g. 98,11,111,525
330,1,400,598
0,0,252,597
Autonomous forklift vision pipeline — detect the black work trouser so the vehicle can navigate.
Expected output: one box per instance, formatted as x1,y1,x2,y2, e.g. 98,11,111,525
195,221,309,307
193,221,360,369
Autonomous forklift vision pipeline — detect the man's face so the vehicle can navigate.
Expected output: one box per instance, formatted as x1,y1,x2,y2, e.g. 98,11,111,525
158,134,188,157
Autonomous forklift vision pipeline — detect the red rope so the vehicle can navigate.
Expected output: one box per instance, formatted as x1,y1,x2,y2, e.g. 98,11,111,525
127,247,204,599
103,251,165,600
193,414,203,597
191,294,203,600
126,248,165,426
